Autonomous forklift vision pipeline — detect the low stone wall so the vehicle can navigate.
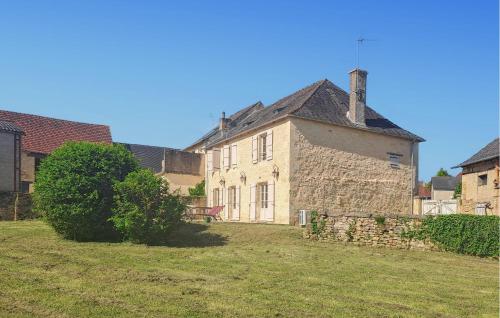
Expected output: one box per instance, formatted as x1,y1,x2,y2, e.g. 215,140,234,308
0,192,35,220
303,213,437,251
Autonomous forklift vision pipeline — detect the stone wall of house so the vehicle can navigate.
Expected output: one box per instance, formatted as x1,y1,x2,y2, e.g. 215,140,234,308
460,159,499,215
163,149,204,176
206,119,291,224
0,132,15,192
21,151,36,192
290,118,419,220
0,192,34,220
303,213,436,251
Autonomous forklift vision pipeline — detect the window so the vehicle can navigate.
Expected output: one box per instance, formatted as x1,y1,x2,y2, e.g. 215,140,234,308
252,130,273,163
478,174,488,186
388,153,401,169
475,203,486,215
259,134,267,161
228,186,237,210
259,183,268,209
21,181,31,194
213,188,220,206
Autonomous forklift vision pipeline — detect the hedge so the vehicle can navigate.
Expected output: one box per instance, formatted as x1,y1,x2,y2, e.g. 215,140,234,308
410,214,499,257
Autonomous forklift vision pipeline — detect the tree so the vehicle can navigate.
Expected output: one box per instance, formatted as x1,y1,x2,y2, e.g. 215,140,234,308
111,169,186,245
436,168,450,177
34,142,138,241
453,182,462,199
188,180,205,197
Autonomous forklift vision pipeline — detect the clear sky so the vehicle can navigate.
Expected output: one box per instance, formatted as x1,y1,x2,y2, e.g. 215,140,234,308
0,0,498,181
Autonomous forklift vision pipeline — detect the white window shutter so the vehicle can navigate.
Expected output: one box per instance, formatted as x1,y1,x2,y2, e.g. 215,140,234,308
252,136,258,163
231,144,237,168
213,149,221,169
207,150,213,172
218,188,223,208
208,187,212,207
234,186,240,220
224,187,228,219
223,145,230,169
267,181,275,220
250,184,256,220
266,130,273,161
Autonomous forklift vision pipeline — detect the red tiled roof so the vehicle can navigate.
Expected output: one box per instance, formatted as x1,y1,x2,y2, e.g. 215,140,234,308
0,110,112,154
418,183,431,198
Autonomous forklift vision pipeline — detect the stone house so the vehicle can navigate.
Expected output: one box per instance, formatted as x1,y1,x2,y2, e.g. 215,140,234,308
0,110,112,193
430,175,460,200
0,120,23,192
454,138,499,215
118,143,204,196
185,69,424,224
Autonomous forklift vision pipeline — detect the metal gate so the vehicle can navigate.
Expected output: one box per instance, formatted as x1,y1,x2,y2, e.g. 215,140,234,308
422,200,457,215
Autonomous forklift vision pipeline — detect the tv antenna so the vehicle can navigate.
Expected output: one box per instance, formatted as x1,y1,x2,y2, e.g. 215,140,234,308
356,37,376,68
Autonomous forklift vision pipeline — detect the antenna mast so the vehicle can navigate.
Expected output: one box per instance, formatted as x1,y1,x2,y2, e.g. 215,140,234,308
356,37,376,69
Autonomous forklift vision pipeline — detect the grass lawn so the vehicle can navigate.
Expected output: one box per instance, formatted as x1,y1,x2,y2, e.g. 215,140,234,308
0,221,497,317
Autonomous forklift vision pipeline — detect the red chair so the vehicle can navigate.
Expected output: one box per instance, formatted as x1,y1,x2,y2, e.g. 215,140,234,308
206,206,224,221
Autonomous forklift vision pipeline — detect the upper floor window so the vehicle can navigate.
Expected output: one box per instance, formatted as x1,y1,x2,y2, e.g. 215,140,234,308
259,134,267,161
478,174,488,186
223,144,238,169
252,130,273,163
388,153,401,169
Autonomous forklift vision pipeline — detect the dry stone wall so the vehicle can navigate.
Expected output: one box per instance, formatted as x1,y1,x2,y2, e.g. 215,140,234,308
303,213,436,251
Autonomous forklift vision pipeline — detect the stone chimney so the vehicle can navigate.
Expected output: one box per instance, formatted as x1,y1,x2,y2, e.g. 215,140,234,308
219,112,229,130
348,69,368,126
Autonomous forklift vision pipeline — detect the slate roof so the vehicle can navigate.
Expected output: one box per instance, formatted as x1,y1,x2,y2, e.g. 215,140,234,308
0,120,24,134
117,142,177,174
431,176,460,191
187,101,264,149
455,138,499,168
189,79,424,149
0,110,112,154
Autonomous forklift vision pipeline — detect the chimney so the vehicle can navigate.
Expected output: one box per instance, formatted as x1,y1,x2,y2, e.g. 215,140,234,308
348,69,368,126
219,111,229,130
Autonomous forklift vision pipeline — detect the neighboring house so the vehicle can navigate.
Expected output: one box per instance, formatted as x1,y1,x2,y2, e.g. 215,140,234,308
118,143,204,195
430,175,460,200
417,181,431,199
454,138,499,215
0,120,23,192
185,69,424,224
0,110,112,193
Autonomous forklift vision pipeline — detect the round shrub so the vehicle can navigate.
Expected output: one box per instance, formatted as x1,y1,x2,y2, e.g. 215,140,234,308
110,169,186,245
34,142,138,241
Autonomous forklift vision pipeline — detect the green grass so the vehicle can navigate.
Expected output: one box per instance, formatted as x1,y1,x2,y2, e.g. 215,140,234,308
0,221,497,317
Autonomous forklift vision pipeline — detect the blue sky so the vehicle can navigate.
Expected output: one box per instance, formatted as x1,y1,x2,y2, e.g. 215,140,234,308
0,0,497,181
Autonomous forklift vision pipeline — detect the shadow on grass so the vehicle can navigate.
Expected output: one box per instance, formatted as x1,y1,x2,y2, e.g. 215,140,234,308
164,222,228,248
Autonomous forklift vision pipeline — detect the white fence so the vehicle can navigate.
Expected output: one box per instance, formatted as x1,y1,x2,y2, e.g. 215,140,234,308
422,200,458,215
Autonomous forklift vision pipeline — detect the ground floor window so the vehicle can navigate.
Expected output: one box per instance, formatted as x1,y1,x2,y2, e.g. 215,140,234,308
213,188,220,207
228,186,236,210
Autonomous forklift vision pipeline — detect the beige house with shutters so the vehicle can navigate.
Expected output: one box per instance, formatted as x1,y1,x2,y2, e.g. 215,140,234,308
185,69,424,224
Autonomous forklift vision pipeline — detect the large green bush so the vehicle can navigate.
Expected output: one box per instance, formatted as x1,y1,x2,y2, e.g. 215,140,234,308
411,215,499,257
34,142,138,241
111,169,186,245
